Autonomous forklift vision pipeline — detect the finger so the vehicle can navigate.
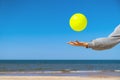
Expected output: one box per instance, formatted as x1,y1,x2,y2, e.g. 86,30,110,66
75,40,80,44
74,42,78,44
71,42,80,46
68,43,76,46
70,41,77,44
75,40,79,42
67,41,80,46
67,42,74,44
69,42,79,46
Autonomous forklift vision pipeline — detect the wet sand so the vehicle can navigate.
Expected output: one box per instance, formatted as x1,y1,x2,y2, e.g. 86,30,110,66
0,76,120,80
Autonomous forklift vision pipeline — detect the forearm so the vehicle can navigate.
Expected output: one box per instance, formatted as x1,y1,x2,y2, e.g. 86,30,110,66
88,37,120,50
87,24,120,50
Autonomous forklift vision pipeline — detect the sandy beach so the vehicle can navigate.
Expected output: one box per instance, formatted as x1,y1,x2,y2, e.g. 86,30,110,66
0,76,120,80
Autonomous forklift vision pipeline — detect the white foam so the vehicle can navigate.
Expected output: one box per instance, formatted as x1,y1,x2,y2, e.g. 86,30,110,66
70,70,102,73
114,70,120,72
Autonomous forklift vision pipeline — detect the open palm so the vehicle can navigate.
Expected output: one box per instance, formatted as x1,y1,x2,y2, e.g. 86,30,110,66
67,40,88,47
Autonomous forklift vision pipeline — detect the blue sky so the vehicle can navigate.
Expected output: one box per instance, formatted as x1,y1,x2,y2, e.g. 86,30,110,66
0,0,120,60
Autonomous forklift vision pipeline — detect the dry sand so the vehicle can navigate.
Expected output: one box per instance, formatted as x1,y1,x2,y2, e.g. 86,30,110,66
0,76,120,80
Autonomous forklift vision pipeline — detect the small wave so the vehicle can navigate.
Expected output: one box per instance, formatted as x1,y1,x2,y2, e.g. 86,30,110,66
0,70,119,74
114,70,120,72
70,70,102,73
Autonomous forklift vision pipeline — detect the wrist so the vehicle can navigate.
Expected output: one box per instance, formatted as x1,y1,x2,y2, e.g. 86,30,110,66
84,43,88,48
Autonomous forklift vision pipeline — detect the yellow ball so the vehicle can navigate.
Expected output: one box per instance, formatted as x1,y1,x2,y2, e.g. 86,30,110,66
69,13,87,32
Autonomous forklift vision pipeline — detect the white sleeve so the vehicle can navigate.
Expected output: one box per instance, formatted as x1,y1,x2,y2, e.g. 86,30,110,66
88,24,120,50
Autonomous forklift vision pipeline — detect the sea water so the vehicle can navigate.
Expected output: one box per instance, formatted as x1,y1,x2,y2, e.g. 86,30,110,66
0,60,120,76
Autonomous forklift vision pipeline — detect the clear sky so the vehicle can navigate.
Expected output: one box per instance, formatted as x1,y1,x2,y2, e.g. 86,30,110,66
0,0,120,60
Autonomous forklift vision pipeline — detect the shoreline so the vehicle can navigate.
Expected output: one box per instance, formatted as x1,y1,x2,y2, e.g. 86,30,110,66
0,70,120,76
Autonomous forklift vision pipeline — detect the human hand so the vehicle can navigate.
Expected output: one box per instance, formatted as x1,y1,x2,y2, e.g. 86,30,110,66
67,40,88,47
